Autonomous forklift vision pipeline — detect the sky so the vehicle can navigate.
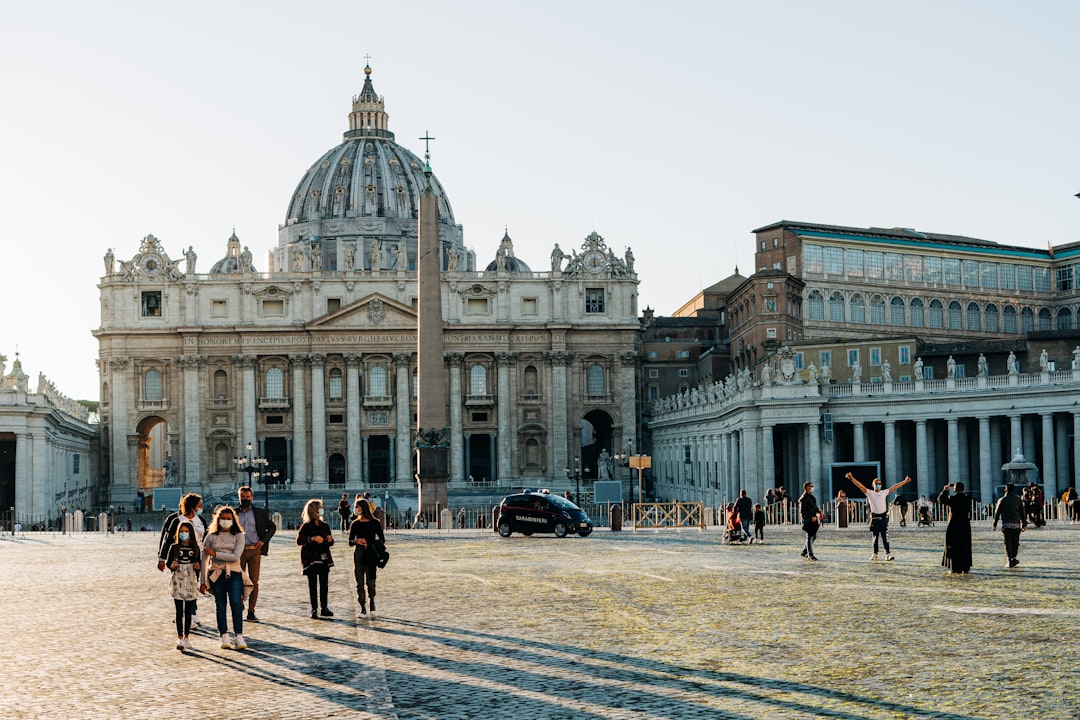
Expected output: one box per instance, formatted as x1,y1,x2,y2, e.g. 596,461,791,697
1,1,1078,401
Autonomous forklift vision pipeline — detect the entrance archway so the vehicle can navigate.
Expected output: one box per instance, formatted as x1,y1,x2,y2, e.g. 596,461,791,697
580,410,614,480
136,416,170,500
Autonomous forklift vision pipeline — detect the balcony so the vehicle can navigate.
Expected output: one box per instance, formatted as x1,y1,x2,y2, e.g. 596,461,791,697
259,396,291,410
363,395,393,408
465,394,495,407
137,399,169,412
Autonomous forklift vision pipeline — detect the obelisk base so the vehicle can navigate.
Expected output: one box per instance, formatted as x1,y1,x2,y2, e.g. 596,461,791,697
416,447,449,522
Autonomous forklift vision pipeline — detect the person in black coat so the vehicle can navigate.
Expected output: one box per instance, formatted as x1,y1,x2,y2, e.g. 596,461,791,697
938,482,973,573
348,499,387,618
992,482,1027,568
734,490,754,542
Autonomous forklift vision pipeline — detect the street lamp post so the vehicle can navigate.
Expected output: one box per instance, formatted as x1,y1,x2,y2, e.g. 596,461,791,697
264,469,281,511
564,457,584,506
234,442,269,506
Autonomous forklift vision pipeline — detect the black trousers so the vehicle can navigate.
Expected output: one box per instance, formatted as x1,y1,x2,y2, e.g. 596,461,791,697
1002,528,1021,560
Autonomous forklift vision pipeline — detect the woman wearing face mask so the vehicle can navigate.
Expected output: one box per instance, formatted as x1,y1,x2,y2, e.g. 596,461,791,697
297,498,335,618
200,505,247,650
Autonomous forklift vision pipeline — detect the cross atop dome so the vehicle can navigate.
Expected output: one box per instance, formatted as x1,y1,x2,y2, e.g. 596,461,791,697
347,63,394,141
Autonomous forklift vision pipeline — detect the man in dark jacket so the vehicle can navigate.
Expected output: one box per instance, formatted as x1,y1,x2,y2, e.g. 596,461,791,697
798,482,823,561
734,489,754,543
992,482,1027,568
236,486,277,621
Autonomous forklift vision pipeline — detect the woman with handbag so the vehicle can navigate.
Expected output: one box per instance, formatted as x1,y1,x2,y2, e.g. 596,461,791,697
297,498,335,618
348,497,386,617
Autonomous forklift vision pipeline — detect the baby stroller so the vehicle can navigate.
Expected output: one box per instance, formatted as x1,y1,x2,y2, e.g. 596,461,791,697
722,508,746,544
917,505,933,527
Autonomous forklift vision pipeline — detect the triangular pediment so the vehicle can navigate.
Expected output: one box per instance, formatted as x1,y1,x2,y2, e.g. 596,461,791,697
311,293,417,329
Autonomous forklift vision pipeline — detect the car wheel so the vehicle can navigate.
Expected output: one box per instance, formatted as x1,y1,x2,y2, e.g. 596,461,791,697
554,522,568,538
498,522,512,538
578,528,592,537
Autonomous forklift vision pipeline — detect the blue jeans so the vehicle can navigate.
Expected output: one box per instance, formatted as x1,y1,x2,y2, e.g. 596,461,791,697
870,515,891,554
210,571,244,635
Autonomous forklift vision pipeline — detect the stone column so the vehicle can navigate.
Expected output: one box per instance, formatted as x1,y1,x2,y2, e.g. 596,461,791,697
14,433,29,519
546,352,571,476
447,354,464,484
978,416,992,503
310,354,327,486
345,354,362,483
1041,412,1057,499
853,421,865,463
741,425,758,499
290,355,308,484
884,419,897,484
915,419,928,497
761,424,775,494
495,352,515,483
1074,412,1080,495
947,417,959,483
179,355,204,489
807,420,822,489
239,355,258,453
394,353,412,484
361,435,370,485
731,433,741,500
1009,414,1023,458
108,358,131,501
620,352,637,450
1055,419,1069,495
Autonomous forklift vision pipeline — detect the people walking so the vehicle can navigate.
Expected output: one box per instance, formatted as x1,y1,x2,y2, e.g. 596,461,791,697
752,503,765,543
297,498,335,619
348,498,386,617
235,486,276,623
938,482,973,574
735,490,754,542
844,472,912,561
798,482,823,561
992,482,1027,568
337,492,352,531
200,505,248,650
166,520,201,651
157,492,205,628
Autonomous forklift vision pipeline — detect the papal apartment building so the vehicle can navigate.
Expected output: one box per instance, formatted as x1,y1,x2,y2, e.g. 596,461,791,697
650,220,1080,506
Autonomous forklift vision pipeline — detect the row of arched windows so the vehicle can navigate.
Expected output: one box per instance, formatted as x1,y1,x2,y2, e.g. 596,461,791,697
806,289,1077,333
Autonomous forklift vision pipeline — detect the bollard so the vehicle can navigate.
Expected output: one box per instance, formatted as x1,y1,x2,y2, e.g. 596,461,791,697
610,504,622,532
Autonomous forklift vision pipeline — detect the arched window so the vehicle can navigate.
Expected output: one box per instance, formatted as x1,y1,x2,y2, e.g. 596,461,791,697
213,369,228,401
1021,307,1034,333
328,367,343,401
928,299,944,328
144,369,162,402
1058,307,1073,330
1003,305,1017,333
890,296,905,326
469,364,488,397
869,295,885,325
985,304,999,332
828,292,845,322
909,298,924,327
214,443,229,473
948,301,963,330
807,290,824,321
587,364,605,398
1038,308,1052,331
368,364,388,397
850,294,866,324
523,365,539,398
966,302,981,331
265,367,284,398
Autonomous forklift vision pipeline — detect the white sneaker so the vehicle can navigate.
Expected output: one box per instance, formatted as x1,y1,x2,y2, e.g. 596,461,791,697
182,638,193,650
886,553,895,561
220,633,234,650
871,553,878,561
190,616,201,630
176,639,185,650
233,633,248,650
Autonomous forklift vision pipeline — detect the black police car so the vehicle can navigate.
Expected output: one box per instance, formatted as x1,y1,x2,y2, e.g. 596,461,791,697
497,490,593,538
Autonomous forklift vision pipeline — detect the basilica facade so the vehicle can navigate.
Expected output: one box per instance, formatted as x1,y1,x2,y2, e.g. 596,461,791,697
95,67,640,506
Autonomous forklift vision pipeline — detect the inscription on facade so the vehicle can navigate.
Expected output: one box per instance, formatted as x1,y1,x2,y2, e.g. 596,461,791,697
184,334,417,347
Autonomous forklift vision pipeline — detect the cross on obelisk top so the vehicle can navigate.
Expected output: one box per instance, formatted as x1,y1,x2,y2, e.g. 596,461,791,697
419,131,436,175
363,53,372,65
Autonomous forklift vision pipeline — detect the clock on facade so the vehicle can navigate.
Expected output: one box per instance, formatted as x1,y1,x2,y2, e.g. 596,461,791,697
583,250,606,274
139,254,163,275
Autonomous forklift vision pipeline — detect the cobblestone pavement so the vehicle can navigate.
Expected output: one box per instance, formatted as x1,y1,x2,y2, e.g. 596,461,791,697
0,521,1077,719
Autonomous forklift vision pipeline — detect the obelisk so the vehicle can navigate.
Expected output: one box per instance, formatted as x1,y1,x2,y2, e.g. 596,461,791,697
415,133,449,518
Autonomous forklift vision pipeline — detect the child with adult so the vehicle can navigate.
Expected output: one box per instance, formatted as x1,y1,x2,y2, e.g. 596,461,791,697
297,498,335,618
843,471,912,561
752,503,766,543
166,519,201,651
200,505,248,650
348,497,386,617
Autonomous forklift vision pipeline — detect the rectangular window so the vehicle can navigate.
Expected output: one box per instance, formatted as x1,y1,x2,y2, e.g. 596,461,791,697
73,454,80,474
466,298,489,315
677,369,690,377
141,291,162,317
904,255,923,283
845,248,863,277
980,262,998,289
326,298,342,313
1057,265,1073,292
954,364,966,379
795,352,804,369
824,247,844,275
646,351,659,359
675,350,690,358
648,385,659,400
847,349,859,367
804,245,823,274
261,299,285,316
266,415,284,425
521,297,538,315
648,369,658,378
925,256,943,284
944,258,961,285
585,288,605,313
1034,267,1051,292
1017,265,1033,291
211,300,228,318
328,375,343,400
869,347,881,366
820,350,832,370
766,328,777,338
1000,263,1016,290
899,346,911,365
864,251,883,279
885,253,904,281
962,260,979,287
